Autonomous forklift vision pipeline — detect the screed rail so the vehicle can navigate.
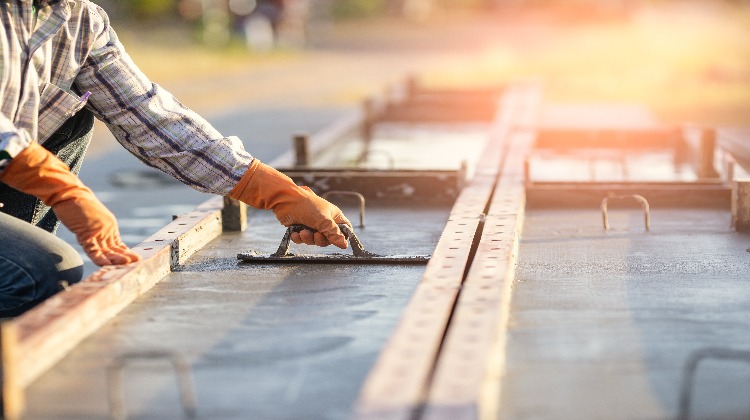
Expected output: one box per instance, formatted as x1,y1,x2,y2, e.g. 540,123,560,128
354,82,541,419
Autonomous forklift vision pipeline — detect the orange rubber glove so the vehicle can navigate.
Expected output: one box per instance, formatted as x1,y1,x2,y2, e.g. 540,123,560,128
0,142,140,266
228,159,351,249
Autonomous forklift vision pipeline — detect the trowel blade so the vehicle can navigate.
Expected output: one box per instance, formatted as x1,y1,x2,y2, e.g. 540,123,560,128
237,251,430,264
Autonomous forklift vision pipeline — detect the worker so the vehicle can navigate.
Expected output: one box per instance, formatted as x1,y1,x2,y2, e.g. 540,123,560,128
0,0,351,318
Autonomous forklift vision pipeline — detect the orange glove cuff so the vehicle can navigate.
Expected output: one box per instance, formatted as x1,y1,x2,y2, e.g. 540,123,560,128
228,159,351,248
228,158,263,206
0,141,87,206
228,158,307,211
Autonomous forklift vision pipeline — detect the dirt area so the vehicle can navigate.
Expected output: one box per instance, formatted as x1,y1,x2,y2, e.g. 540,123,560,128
88,2,750,156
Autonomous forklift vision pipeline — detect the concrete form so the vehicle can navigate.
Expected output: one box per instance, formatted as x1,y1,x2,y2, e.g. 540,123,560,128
2,79,749,420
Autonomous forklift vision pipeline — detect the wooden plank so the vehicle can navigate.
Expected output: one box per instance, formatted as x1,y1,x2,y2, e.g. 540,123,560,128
354,83,539,419
379,104,498,123
0,323,21,420
537,103,663,130
380,78,504,124
354,186,490,420
535,127,680,150
718,127,750,175
422,102,536,419
168,197,224,268
421,211,523,420
0,196,225,419
279,169,466,203
732,179,750,231
526,182,731,209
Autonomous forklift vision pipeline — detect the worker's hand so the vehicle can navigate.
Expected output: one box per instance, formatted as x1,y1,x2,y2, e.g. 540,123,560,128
53,195,140,266
0,142,140,266
229,159,351,249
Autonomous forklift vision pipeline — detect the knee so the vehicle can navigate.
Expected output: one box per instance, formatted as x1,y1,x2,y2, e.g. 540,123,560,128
49,245,85,285
0,213,85,317
0,243,84,318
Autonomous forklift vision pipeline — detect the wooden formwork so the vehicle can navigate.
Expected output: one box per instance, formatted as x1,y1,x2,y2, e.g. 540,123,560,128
355,82,541,419
716,128,750,231
376,77,504,124
355,98,750,419
524,106,747,211
719,129,750,231
8,74,744,420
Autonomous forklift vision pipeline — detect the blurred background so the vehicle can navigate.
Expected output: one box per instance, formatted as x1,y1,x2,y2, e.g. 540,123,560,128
67,0,750,273
94,0,750,127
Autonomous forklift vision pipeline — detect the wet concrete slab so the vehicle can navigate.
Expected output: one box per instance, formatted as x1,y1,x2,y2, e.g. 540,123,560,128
22,203,450,420
499,207,750,420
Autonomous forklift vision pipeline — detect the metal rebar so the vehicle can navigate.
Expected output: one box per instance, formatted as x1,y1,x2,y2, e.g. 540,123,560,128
601,193,651,231
107,350,197,420
677,347,750,420
322,191,366,228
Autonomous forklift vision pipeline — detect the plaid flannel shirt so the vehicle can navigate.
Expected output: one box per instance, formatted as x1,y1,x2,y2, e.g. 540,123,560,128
0,0,253,194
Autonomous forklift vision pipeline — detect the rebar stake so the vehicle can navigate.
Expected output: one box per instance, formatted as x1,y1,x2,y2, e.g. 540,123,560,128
677,347,750,420
601,193,651,231
107,350,197,420
322,190,366,228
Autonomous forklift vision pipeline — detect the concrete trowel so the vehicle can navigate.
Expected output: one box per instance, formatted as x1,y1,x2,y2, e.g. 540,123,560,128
237,224,430,264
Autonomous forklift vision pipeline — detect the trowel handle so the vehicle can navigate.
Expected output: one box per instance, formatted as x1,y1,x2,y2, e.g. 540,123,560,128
281,224,375,258
287,223,353,240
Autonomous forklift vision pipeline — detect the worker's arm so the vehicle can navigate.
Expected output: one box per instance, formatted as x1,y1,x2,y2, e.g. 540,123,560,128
76,3,252,195
75,4,349,248
0,141,140,266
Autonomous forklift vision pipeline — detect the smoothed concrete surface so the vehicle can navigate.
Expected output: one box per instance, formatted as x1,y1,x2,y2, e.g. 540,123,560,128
23,203,449,420
500,208,750,420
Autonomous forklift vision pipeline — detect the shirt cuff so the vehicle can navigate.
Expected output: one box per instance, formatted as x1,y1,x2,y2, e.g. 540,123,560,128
0,129,33,173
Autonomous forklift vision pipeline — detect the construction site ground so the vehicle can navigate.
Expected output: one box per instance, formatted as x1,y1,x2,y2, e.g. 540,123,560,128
25,3,750,419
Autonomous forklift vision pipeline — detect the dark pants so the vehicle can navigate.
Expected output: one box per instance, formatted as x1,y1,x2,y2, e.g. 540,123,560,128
0,109,94,317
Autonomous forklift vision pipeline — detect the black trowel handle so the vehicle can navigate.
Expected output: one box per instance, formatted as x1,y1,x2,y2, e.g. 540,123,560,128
273,224,377,258
287,223,350,238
